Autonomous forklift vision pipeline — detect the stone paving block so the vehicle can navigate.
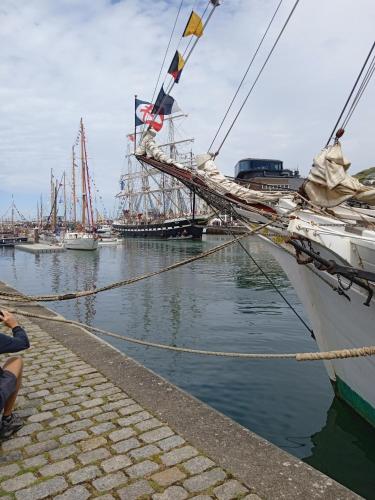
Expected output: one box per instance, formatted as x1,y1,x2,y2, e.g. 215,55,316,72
92,471,128,492
153,485,189,500
102,399,134,412
67,418,93,432
49,445,79,461
49,414,75,428
243,495,262,500
78,447,111,465
37,427,65,442
135,417,163,432
161,445,198,466
54,485,90,500
101,454,132,473
90,422,116,435
68,464,101,484
40,401,65,411
93,387,121,398
1,472,37,492
107,392,127,402
15,475,68,499
118,479,154,500
25,439,59,456
40,458,76,477
68,395,87,405
72,387,93,396
81,397,104,408
182,456,215,475
117,411,151,427
111,437,140,454
94,411,119,423
28,411,54,423
45,392,70,402
108,427,135,443
157,435,185,452
94,496,115,500
140,426,174,444
189,496,212,499
151,466,186,487
77,407,102,419
94,382,114,391
183,468,226,493
28,389,50,399
60,430,89,445
16,407,37,418
16,422,43,436
126,459,160,479
22,454,48,468
213,479,249,499
80,377,106,387
117,403,143,416
79,436,107,452
1,436,32,451
0,463,20,479
129,444,160,461
56,405,81,416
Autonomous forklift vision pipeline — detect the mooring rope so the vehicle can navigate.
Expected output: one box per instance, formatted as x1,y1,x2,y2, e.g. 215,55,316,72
5,307,375,362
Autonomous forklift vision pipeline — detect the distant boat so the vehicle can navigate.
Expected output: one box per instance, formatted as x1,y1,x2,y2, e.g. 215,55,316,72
63,119,98,251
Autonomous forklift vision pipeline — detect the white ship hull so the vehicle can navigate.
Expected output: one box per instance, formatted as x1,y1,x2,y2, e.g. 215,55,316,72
63,233,98,251
259,234,375,427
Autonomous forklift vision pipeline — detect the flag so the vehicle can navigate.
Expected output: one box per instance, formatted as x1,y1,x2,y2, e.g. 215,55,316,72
183,11,203,37
168,51,185,83
151,86,181,116
127,134,135,142
135,98,164,132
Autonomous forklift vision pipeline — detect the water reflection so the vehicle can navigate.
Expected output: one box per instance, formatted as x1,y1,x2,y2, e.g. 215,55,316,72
305,397,375,499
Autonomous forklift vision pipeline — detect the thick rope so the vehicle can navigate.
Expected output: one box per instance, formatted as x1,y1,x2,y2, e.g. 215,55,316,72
6,308,375,362
0,234,249,303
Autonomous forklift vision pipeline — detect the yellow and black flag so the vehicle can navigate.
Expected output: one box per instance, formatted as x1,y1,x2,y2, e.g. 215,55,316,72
168,51,185,83
183,10,204,38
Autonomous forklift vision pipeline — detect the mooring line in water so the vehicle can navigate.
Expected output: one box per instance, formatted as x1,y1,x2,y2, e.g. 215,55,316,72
0,216,286,304
5,307,375,362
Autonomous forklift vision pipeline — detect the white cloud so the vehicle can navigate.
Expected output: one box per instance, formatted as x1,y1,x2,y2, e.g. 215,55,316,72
1,0,374,217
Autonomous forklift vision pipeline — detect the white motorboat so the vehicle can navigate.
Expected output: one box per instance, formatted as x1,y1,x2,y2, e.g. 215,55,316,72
63,232,98,251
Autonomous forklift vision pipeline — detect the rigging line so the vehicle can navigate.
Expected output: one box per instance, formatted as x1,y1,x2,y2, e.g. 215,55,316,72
341,54,375,130
8,308,375,361
208,0,284,152
212,0,301,157
148,0,219,128
150,0,185,107
326,40,375,147
213,209,313,334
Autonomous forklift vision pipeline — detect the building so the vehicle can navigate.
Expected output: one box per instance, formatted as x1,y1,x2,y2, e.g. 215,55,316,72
234,158,304,191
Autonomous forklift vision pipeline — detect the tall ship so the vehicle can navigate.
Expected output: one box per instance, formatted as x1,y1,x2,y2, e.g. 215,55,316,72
112,114,210,239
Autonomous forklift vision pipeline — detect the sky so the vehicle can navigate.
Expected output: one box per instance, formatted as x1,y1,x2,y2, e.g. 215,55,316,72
0,0,374,219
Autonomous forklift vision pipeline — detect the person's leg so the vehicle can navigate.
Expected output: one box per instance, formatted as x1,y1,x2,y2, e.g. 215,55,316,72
2,356,23,417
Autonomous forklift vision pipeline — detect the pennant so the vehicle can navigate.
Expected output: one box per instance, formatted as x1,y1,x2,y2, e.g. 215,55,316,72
135,98,164,132
168,51,185,83
183,11,203,38
127,134,135,142
151,86,181,116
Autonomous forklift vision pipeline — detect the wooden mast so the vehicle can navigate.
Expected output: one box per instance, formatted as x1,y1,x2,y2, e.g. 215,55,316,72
80,118,87,227
72,146,77,225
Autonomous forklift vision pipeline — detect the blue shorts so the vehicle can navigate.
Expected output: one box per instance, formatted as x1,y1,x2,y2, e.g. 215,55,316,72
0,370,17,411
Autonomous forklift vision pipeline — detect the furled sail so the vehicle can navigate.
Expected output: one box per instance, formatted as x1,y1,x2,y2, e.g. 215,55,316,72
136,130,284,205
305,142,375,207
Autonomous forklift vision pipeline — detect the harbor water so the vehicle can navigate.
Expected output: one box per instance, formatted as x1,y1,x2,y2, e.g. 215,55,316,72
1,235,375,498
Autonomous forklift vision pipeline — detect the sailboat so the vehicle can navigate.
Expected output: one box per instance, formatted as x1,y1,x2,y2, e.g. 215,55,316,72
113,114,210,239
63,119,98,251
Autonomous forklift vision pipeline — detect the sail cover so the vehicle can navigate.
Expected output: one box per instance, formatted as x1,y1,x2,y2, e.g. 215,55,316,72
304,142,375,207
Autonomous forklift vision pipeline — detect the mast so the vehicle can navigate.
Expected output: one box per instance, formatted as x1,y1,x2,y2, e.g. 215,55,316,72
72,146,77,225
40,194,43,229
63,171,67,229
80,118,87,227
11,194,14,234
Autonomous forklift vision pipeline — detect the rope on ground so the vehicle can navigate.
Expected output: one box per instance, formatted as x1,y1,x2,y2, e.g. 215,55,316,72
7,308,375,362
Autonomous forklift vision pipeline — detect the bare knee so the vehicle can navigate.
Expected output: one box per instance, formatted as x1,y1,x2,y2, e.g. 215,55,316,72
3,356,23,378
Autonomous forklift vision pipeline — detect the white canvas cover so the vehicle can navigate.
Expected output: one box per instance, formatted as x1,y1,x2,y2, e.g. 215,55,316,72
305,142,375,207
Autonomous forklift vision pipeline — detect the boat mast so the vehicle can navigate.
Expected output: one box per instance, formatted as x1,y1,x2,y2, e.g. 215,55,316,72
63,171,67,229
80,118,87,227
72,146,77,225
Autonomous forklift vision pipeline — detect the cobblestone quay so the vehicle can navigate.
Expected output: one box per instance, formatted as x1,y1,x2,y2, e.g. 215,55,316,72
0,282,359,499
